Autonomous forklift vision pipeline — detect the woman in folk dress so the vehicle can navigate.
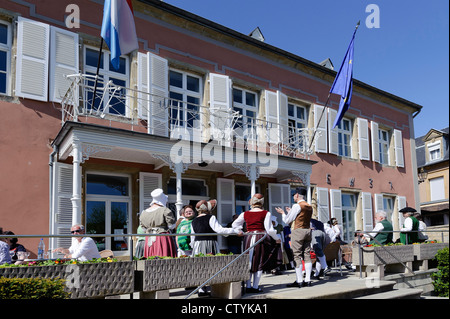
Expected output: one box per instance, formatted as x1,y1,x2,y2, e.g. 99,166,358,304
232,193,281,293
139,188,177,258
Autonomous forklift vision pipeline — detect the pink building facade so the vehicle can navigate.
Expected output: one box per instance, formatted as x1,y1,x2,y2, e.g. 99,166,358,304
0,0,421,257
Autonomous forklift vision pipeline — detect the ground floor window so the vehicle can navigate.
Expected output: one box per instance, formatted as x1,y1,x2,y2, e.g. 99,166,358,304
85,173,131,254
235,183,260,216
341,193,357,242
383,196,394,223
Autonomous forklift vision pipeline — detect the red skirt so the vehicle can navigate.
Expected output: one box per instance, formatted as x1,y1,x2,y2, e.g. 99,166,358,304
143,233,177,258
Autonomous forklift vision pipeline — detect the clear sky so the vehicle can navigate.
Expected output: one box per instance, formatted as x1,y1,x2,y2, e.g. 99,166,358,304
162,0,449,138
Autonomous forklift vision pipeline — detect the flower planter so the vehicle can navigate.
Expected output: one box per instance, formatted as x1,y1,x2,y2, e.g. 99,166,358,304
0,261,134,299
352,245,414,266
135,255,250,292
413,243,448,261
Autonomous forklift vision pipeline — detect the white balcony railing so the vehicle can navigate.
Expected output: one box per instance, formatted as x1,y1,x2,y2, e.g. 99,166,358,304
59,74,315,159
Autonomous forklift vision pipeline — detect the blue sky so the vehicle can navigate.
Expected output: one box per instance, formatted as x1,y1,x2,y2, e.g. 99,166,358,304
163,0,449,138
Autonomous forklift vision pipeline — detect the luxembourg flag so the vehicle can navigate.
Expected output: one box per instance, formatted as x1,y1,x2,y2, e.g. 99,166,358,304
101,0,139,70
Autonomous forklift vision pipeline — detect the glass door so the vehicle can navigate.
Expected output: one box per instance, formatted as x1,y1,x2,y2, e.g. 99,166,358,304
85,173,131,255
341,193,356,242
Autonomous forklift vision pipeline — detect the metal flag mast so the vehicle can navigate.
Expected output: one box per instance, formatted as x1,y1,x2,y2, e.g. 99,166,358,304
91,37,104,110
308,20,360,151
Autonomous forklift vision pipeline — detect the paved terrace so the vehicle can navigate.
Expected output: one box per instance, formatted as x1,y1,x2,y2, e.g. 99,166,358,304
166,267,444,300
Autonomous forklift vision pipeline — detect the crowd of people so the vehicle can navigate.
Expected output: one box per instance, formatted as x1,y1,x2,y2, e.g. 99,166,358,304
0,188,430,297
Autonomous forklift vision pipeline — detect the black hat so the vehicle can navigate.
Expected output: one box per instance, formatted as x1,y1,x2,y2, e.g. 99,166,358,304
295,187,307,196
399,206,417,213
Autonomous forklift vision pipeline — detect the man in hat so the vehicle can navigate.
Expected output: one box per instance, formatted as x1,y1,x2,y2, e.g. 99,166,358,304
399,207,420,244
275,187,313,287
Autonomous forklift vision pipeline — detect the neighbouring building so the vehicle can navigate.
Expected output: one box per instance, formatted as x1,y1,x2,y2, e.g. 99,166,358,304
416,127,449,242
1,0,423,257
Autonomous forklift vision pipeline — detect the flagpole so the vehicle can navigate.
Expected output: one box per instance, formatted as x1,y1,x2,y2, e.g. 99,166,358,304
91,37,104,110
307,21,360,151
307,92,331,151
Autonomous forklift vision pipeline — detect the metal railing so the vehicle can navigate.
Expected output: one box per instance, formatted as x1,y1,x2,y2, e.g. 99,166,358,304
0,231,266,299
355,229,449,279
58,74,315,159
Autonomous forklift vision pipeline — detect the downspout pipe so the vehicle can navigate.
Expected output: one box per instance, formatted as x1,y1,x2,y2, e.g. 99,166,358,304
48,145,58,250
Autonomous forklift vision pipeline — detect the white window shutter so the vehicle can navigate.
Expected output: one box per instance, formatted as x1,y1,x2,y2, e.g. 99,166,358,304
328,108,339,155
277,91,289,144
139,172,162,213
357,118,370,160
371,121,380,163
393,129,404,167
217,178,235,249
362,192,373,231
137,52,149,119
50,163,73,253
148,52,169,137
209,73,232,142
265,90,279,144
15,17,50,101
374,193,384,214
313,104,328,153
316,187,330,223
330,189,342,223
397,195,407,228
268,183,291,226
49,26,79,103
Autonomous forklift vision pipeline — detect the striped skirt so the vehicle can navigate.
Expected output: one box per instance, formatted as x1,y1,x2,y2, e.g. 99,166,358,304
244,232,282,273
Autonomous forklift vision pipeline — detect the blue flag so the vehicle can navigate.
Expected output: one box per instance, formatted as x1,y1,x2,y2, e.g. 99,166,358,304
330,24,358,128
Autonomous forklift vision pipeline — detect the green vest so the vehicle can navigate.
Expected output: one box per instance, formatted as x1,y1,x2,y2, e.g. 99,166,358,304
400,216,420,244
176,219,193,251
370,219,393,245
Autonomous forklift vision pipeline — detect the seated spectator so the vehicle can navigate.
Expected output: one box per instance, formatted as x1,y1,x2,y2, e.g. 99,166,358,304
365,211,393,245
3,231,27,261
0,227,12,265
414,213,428,242
53,224,101,261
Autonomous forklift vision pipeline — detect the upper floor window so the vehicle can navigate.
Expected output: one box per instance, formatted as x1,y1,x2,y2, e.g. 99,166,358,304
378,128,390,165
0,22,11,95
84,47,129,116
233,87,258,136
430,176,445,201
427,141,441,162
288,102,307,148
337,118,353,157
169,70,202,129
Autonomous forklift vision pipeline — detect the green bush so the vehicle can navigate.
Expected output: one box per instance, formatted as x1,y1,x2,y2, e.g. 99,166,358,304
0,277,70,299
431,247,449,297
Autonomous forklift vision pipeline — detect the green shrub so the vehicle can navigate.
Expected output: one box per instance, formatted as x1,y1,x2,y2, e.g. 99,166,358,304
431,247,449,297
0,277,70,299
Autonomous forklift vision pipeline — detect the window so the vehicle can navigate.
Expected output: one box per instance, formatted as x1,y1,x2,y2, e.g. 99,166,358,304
0,22,11,95
337,118,352,157
235,184,260,215
233,87,258,137
167,178,209,216
427,142,441,162
169,70,202,130
167,178,208,196
85,173,131,254
379,128,390,165
84,47,129,116
341,193,356,242
430,176,445,201
383,196,394,222
288,102,307,148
